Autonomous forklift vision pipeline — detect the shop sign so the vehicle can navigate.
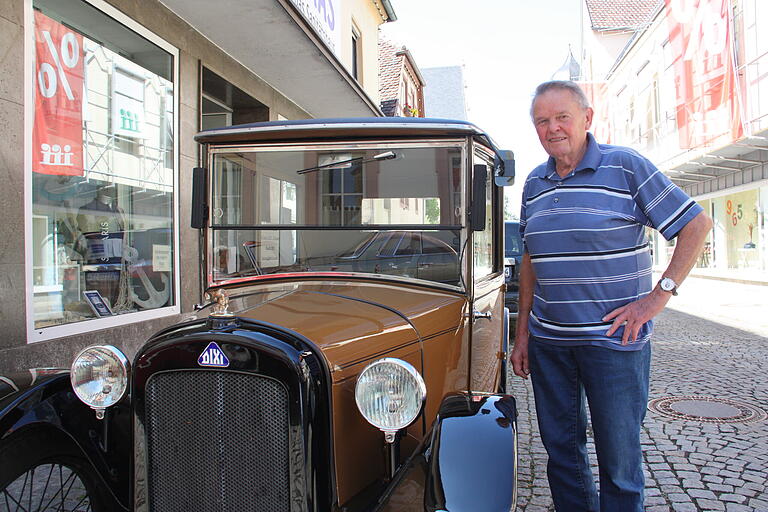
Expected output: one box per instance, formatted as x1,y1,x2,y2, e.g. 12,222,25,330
111,66,148,139
32,11,84,176
287,0,340,56
664,0,743,149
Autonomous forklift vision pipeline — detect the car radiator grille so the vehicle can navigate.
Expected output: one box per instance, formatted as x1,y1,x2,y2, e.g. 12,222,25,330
145,370,291,512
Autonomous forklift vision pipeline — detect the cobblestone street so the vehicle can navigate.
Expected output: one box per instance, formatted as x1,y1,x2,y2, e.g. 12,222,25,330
510,278,768,511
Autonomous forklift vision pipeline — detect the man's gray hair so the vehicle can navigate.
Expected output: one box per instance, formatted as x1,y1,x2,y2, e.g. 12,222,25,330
530,80,591,118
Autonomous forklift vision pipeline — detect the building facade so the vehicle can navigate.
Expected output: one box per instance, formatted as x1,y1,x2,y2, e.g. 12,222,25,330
421,66,469,121
581,0,768,279
0,0,394,373
378,37,425,117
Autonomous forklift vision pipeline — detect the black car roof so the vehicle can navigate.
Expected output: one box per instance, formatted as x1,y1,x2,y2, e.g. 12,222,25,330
194,117,499,150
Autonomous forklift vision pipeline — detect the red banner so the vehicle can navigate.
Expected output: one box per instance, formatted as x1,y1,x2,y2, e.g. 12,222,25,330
33,11,84,176
664,0,742,149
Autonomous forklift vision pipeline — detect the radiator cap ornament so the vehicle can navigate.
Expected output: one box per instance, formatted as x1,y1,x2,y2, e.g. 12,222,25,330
208,289,234,318
198,342,230,368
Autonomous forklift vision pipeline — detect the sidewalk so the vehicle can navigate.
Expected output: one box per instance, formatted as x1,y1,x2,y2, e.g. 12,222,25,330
679,267,768,287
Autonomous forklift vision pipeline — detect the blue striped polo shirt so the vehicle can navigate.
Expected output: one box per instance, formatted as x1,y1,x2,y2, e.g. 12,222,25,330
520,133,703,350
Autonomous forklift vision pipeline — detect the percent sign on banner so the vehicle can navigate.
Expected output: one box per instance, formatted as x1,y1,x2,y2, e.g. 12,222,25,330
33,11,84,176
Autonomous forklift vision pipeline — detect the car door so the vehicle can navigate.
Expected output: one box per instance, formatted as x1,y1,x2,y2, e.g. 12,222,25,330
469,154,506,393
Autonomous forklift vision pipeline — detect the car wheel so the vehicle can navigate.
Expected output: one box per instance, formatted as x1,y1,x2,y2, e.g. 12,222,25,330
0,431,113,512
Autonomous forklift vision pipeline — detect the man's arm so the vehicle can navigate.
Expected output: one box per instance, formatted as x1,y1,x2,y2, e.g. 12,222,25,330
604,210,713,344
656,210,714,286
511,252,536,379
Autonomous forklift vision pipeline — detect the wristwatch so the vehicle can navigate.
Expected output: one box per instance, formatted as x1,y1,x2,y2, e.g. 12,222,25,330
659,277,678,296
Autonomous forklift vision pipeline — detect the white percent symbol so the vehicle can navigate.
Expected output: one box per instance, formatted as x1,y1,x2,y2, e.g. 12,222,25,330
38,30,79,100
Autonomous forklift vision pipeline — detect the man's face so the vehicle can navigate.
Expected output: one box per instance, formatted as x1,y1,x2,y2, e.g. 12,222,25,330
532,89,593,163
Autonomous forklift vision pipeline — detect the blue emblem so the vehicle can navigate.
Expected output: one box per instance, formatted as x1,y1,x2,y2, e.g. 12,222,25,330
198,342,229,368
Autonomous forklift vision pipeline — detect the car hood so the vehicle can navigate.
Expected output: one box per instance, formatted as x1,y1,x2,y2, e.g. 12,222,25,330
200,279,467,380
171,279,470,505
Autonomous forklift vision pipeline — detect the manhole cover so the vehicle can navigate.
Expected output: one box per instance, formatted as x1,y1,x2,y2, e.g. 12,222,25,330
648,395,767,424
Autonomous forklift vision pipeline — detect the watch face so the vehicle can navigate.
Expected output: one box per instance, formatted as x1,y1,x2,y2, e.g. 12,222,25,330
661,278,674,291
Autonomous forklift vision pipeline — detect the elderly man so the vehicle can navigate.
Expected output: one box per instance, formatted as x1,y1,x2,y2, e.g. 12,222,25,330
511,80,712,511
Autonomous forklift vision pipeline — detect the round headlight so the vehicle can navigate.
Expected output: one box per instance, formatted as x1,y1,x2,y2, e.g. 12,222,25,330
70,345,129,412
355,358,426,433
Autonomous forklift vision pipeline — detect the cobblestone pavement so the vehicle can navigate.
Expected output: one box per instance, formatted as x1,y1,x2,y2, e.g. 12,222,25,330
510,285,768,511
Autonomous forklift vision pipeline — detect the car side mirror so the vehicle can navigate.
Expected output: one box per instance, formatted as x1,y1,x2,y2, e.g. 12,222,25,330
191,167,208,229
494,150,515,187
471,164,487,232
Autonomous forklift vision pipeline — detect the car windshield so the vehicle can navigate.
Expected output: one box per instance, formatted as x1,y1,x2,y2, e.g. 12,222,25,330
208,142,465,287
505,224,522,256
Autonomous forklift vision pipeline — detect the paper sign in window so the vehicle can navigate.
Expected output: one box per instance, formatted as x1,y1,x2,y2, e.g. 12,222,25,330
152,244,171,272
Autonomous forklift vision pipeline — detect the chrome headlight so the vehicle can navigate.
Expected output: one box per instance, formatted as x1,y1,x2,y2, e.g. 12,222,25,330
70,345,129,418
355,358,426,438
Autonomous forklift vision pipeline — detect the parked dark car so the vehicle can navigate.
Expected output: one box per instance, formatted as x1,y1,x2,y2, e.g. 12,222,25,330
322,230,459,285
504,220,524,316
0,118,518,512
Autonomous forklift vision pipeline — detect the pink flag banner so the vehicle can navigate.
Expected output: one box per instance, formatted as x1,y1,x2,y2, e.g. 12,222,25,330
32,11,85,176
664,0,743,149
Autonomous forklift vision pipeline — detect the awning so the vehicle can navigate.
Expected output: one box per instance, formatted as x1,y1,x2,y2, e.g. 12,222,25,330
159,0,383,118
663,127,768,186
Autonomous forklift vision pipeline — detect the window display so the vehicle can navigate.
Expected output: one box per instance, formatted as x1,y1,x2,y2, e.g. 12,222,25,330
714,189,762,270
31,0,176,331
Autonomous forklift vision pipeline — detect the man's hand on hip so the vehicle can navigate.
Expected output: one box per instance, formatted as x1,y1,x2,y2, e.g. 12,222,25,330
603,289,670,344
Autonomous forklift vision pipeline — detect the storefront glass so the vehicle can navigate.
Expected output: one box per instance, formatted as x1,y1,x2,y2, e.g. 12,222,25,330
761,185,768,272
712,189,761,270
30,0,176,330
695,199,713,268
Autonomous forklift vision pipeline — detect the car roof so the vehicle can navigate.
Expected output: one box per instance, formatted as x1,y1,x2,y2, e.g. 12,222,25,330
194,117,499,149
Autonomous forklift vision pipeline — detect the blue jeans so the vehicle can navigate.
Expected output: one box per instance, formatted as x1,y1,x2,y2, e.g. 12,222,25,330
528,339,650,512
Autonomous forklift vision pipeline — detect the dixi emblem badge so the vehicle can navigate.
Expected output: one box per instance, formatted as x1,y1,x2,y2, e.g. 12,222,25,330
198,342,230,368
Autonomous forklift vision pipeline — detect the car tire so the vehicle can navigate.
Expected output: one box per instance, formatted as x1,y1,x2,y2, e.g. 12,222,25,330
0,430,114,512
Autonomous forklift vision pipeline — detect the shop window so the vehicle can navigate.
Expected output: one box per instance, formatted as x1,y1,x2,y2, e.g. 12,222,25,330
201,67,268,129
722,191,761,269
30,0,178,337
202,95,233,131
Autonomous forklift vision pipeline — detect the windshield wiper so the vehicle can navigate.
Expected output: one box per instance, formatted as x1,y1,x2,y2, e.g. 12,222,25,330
296,151,397,175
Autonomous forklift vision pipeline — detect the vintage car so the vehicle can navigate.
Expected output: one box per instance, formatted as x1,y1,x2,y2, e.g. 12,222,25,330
0,118,518,512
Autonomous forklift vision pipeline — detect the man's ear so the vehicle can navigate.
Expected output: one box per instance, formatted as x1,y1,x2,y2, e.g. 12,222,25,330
585,107,594,130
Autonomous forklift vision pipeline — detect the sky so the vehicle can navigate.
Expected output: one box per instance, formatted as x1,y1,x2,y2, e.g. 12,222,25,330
380,0,584,216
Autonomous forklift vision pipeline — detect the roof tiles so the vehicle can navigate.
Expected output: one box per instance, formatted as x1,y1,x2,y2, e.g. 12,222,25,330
379,38,403,109
585,0,662,31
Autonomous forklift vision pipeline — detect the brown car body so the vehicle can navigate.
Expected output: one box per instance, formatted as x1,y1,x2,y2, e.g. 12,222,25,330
207,278,498,503
190,118,515,507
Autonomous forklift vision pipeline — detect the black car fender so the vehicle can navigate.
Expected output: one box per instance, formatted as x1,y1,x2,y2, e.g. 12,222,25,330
375,392,518,512
0,369,130,510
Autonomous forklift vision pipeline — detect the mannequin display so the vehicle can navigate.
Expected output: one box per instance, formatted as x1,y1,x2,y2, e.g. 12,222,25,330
76,185,126,310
